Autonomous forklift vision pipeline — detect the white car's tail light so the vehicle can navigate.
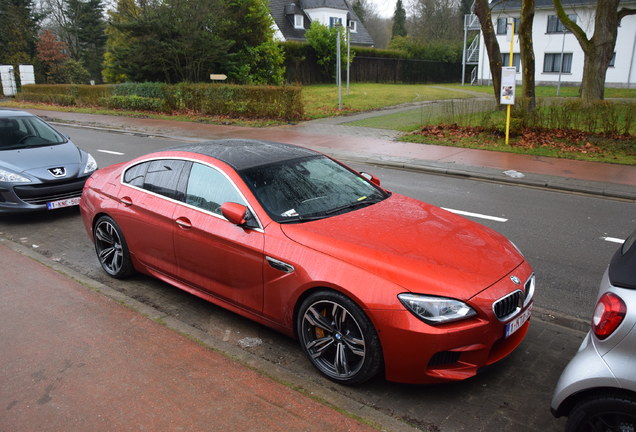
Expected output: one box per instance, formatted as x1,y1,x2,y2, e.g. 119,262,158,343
592,292,626,340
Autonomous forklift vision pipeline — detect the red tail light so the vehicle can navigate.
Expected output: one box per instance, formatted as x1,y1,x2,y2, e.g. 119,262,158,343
592,292,626,340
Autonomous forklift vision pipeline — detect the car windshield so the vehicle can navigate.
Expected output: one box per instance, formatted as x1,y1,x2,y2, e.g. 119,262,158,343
241,155,389,223
0,115,67,150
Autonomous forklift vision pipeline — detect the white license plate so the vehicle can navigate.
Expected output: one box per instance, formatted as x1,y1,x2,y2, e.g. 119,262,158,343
47,197,81,210
505,303,533,338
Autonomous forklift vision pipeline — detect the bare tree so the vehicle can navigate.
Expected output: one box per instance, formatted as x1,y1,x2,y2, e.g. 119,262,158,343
519,0,536,111
474,0,502,103
364,16,392,48
553,0,636,102
408,0,462,43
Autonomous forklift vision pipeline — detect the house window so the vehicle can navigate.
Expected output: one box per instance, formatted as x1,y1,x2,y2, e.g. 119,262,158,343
496,17,519,35
502,53,521,72
543,53,573,73
329,17,342,28
609,52,616,67
294,14,304,29
547,14,577,33
512,17,519,34
348,20,357,32
496,18,507,35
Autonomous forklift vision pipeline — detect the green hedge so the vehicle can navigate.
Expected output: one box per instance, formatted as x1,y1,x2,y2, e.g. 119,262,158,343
111,82,168,99
19,84,112,105
162,83,303,119
15,92,76,106
98,95,167,112
16,82,304,120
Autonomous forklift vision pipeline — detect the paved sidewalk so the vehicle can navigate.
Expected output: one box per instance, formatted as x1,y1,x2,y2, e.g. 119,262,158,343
0,240,394,432
26,108,636,201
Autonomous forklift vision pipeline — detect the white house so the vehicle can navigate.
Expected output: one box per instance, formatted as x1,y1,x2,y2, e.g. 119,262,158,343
268,0,375,47
475,0,636,88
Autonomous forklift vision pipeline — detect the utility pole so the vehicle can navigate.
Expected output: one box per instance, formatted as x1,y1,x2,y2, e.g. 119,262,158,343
336,24,342,110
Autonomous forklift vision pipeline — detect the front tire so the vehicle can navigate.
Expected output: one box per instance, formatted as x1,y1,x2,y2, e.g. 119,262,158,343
566,392,636,432
93,215,134,278
297,290,383,385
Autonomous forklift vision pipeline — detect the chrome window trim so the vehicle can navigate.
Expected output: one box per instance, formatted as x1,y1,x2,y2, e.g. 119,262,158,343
119,156,264,231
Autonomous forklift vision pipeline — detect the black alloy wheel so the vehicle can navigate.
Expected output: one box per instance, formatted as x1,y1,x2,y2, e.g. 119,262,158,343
566,394,636,432
93,215,134,278
297,290,382,385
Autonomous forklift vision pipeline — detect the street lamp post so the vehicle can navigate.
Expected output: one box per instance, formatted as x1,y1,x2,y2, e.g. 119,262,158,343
556,28,566,96
336,24,342,110
346,24,350,96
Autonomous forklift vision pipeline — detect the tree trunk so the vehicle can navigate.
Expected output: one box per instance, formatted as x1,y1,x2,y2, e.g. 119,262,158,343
553,0,635,102
579,0,619,101
474,0,502,104
519,0,536,111
580,49,609,101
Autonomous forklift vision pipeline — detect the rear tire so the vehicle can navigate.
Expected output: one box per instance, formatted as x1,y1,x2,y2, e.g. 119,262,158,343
566,392,636,432
297,290,383,385
93,215,134,278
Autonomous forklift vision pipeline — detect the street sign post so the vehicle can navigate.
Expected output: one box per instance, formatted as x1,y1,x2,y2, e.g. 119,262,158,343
502,18,516,145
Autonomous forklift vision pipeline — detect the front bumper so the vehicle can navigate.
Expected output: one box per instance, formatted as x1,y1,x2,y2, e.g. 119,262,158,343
0,176,89,213
374,263,534,384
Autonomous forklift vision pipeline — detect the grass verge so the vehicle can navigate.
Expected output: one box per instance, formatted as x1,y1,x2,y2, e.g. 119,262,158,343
301,83,476,118
402,124,636,165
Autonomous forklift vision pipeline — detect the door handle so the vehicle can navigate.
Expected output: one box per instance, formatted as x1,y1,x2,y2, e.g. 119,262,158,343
120,196,132,206
175,217,192,229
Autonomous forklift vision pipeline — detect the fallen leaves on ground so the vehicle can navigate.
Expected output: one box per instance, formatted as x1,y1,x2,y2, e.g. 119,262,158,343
413,124,635,157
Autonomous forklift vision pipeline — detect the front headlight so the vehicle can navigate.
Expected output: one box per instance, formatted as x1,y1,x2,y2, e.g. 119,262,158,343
398,293,477,325
84,153,97,174
0,168,31,183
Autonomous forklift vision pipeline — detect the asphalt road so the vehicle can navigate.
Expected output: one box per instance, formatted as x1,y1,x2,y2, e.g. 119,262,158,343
2,125,634,431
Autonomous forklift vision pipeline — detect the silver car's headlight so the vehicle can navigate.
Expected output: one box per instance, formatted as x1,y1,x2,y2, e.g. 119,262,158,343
84,153,97,174
0,168,31,183
398,293,477,324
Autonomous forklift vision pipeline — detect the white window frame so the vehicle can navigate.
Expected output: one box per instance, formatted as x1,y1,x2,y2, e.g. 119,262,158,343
294,14,304,29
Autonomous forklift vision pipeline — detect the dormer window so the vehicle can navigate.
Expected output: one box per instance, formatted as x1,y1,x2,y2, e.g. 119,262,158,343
294,14,304,29
329,17,343,28
348,20,357,33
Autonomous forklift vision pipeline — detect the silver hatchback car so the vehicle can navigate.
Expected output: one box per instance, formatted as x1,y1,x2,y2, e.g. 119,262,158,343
551,229,636,431
0,109,97,213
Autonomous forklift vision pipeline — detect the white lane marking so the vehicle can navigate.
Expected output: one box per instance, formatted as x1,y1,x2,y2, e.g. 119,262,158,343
442,207,508,223
98,149,125,155
602,237,625,244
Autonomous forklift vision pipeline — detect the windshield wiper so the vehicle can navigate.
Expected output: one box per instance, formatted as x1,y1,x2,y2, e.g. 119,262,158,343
278,214,328,224
325,196,384,215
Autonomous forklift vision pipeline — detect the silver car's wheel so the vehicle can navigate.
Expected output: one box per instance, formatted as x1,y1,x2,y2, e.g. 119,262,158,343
297,291,382,385
566,393,636,432
94,216,133,278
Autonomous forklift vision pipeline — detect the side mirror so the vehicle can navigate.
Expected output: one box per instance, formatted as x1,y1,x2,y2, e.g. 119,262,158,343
360,172,381,186
221,202,247,226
